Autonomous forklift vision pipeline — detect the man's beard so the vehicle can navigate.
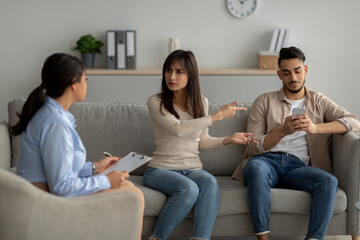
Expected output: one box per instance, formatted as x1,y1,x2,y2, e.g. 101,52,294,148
284,79,306,93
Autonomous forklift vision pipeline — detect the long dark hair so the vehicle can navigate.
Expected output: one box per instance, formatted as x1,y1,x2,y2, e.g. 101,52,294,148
11,53,85,136
159,50,204,119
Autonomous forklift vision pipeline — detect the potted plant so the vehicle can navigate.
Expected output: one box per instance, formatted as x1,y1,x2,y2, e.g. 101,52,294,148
74,34,104,68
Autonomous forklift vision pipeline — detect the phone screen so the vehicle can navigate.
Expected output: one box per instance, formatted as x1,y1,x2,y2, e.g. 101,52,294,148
292,108,305,116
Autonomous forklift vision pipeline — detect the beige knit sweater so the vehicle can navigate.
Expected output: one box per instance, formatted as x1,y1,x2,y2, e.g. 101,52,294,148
147,94,225,170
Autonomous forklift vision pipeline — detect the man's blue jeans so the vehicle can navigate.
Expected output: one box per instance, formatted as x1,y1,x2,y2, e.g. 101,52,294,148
243,152,338,240
143,167,220,240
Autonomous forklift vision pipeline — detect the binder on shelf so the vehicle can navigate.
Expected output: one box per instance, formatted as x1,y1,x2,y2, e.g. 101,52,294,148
106,31,116,69
269,28,280,52
116,31,126,69
96,152,152,175
126,30,136,69
275,28,286,52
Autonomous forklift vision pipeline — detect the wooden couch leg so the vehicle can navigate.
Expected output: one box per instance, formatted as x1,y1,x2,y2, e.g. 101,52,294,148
352,236,360,240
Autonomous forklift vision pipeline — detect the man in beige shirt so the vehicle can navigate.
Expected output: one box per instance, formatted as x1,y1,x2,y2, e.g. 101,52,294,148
232,46,360,240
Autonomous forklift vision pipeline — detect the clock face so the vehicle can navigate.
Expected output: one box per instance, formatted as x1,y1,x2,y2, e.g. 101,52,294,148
227,0,257,19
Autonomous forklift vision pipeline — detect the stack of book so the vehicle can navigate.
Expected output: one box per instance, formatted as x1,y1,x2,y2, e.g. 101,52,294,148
106,30,136,70
258,28,290,70
269,28,290,52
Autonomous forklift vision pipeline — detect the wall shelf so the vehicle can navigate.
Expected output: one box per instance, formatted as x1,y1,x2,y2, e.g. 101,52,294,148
86,68,277,76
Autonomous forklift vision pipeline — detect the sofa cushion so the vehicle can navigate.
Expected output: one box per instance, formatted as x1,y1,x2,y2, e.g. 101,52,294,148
69,102,156,175
130,175,347,217
7,100,156,174
199,103,251,176
8,100,251,176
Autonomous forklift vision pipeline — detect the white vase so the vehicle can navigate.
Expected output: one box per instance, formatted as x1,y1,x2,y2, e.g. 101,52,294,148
168,37,181,54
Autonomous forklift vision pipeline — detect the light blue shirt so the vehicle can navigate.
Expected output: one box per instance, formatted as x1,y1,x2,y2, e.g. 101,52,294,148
16,96,110,197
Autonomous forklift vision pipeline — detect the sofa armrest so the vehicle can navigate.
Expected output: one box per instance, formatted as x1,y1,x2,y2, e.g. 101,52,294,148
0,168,140,240
0,121,11,170
332,131,360,235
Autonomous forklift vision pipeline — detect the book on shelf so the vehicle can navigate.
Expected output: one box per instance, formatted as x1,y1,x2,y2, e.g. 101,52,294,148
275,28,286,52
268,28,290,52
269,28,280,52
281,29,290,49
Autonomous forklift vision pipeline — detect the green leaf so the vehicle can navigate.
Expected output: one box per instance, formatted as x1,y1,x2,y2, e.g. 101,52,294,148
73,34,104,54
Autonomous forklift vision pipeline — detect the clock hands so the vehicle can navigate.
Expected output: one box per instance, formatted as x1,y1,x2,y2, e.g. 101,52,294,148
238,0,248,5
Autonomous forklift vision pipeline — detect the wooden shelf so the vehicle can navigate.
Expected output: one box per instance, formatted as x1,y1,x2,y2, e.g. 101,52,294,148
86,68,277,76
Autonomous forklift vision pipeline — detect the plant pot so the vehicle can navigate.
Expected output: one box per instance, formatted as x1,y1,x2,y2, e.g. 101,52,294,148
81,53,95,68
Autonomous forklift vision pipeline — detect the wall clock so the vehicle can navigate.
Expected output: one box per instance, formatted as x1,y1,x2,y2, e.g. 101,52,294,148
227,0,258,19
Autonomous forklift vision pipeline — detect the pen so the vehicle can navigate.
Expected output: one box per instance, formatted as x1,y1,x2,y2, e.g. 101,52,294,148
104,152,112,157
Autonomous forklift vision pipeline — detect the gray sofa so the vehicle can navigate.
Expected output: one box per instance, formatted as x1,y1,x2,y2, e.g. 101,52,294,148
1,99,360,239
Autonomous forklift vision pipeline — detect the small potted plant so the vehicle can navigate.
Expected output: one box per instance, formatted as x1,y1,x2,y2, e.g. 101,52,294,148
74,34,104,68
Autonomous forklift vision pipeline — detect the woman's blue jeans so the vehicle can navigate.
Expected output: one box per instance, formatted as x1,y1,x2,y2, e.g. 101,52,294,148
143,167,220,240
243,152,338,240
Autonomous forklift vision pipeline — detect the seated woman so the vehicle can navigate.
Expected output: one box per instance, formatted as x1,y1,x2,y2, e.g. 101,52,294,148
144,50,258,240
12,53,144,240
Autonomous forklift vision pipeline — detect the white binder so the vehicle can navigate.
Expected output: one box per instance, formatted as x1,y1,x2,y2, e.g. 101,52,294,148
116,31,126,69
106,31,116,69
126,30,136,69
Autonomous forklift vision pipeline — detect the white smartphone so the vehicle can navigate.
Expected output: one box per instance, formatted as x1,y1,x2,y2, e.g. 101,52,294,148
292,107,305,116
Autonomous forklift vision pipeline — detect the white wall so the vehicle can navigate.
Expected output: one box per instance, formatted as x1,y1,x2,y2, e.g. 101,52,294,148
1,0,359,121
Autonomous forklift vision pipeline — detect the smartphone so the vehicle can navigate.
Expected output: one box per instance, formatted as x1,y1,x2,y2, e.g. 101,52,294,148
292,107,305,116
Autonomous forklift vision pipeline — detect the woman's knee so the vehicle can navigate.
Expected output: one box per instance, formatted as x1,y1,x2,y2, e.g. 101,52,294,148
180,181,199,204
196,173,219,195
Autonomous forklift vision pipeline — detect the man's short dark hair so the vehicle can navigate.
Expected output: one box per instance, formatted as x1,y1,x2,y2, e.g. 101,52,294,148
278,46,306,67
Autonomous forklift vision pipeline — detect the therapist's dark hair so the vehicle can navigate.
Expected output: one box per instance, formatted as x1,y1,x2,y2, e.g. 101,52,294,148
159,49,204,119
278,46,306,67
11,53,85,136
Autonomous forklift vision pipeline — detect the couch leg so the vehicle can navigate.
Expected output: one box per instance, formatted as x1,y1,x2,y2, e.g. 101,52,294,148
352,236,360,240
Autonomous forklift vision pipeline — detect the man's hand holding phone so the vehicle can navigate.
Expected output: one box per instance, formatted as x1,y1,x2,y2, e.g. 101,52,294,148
288,107,317,134
292,107,305,116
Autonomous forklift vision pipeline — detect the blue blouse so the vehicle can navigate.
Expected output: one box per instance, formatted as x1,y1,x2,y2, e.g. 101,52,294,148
16,97,110,197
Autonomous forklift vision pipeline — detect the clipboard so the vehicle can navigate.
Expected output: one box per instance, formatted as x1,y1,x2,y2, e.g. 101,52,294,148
97,152,152,175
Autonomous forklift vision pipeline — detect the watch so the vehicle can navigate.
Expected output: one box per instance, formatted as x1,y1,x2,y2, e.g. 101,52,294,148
227,0,258,19
92,162,96,175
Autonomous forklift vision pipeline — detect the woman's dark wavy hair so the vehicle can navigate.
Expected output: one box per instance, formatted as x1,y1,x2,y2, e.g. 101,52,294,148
11,53,85,136
159,50,204,119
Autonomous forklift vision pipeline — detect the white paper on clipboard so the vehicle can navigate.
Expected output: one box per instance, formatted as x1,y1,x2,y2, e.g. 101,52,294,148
97,152,152,175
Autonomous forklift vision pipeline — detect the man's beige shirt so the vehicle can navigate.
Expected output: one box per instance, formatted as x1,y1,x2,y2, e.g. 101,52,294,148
232,87,360,181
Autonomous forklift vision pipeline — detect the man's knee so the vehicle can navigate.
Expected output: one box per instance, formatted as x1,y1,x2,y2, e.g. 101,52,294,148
321,173,338,193
244,159,273,185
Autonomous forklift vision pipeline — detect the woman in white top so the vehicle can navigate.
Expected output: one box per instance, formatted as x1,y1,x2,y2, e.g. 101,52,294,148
144,50,258,240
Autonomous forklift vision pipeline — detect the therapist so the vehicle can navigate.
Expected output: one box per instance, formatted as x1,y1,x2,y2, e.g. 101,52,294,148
12,53,144,240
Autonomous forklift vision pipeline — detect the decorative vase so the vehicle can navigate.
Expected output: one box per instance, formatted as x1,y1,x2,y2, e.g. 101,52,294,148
168,37,181,54
81,52,95,68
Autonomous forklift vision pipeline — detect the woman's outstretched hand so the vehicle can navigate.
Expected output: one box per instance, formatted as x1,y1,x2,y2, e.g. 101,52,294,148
211,101,247,124
223,132,259,146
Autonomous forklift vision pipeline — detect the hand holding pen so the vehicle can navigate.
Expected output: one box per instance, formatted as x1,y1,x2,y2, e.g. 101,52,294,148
102,152,129,189
93,152,121,174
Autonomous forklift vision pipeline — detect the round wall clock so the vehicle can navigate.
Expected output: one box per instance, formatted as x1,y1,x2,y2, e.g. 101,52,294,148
227,0,258,19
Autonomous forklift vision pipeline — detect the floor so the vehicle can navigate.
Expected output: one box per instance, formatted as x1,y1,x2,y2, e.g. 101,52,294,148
166,236,351,240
